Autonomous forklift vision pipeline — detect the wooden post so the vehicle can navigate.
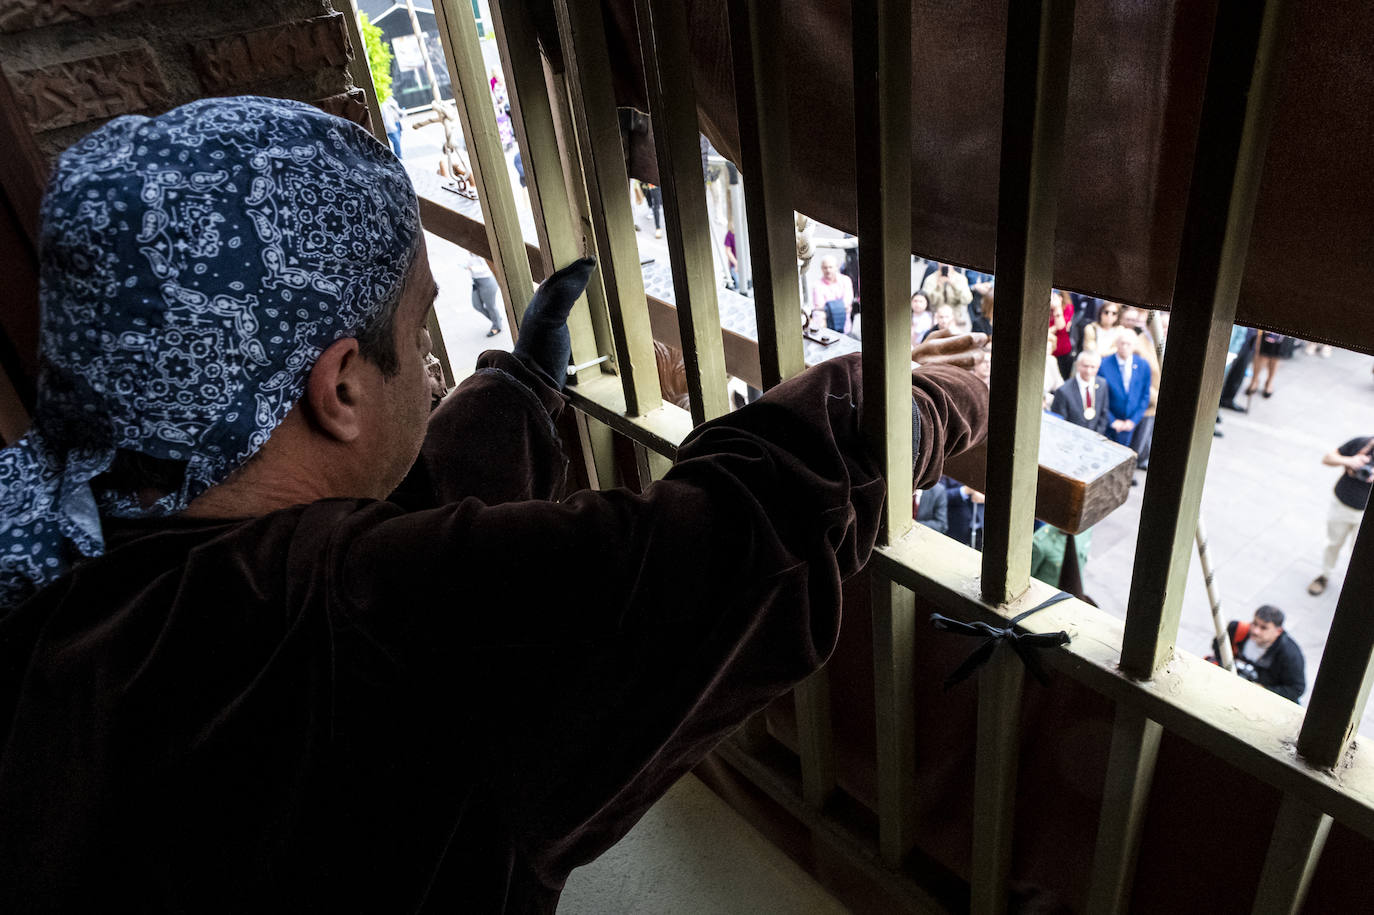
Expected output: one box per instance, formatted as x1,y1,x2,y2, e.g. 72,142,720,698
551,0,662,415
853,0,915,544
633,0,730,424
979,0,1076,605
1252,794,1332,915
727,0,804,389
432,0,535,314
1086,707,1163,914
546,64,617,367
972,646,1025,915
1120,0,1294,679
1298,512,1374,768
487,0,598,362
872,577,918,864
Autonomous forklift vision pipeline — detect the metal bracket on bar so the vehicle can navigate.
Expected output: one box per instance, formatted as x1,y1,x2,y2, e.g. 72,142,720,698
568,355,610,377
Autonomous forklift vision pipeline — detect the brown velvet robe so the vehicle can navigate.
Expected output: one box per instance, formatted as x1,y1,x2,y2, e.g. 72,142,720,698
0,351,985,912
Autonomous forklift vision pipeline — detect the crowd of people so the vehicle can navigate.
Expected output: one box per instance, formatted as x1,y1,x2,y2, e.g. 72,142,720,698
882,261,1366,678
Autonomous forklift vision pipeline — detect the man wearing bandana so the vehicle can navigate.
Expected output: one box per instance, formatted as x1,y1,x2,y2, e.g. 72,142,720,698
0,97,988,911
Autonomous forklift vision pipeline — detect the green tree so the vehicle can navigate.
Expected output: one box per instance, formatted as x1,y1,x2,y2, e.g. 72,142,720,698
358,13,394,103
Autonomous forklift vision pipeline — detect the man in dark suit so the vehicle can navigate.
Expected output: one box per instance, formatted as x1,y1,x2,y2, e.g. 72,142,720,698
1050,350,1110,435
944,478,984,551
1097,333,1152,449
914,479,949,535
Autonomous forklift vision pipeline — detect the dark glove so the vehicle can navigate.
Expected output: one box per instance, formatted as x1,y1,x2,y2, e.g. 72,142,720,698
512,256,597,390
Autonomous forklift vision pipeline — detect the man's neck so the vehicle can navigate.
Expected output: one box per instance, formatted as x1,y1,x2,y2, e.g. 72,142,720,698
182,471,339,518
182,418,371,518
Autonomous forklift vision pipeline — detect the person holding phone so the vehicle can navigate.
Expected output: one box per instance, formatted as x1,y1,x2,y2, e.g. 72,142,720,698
920,263,973,334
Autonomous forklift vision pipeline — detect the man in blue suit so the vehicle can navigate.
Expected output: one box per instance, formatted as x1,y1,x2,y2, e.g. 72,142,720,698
1098,333,1152,449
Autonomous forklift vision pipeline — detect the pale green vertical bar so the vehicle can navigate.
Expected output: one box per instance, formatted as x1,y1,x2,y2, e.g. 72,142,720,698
853,0,917,870
1120,0,1294,679
972,647,1024,915
1297,513,1374,768
487,0,597,362
728,0,824,804
852,0,913,544
872,577,917,865
634,0,729,424
727,0,804,389
979,0,1076,605
432,0,535,317
1252,795,1332,915
552,0,661,416
548,65,617,370
794,670,835,810
1086,707,1163,914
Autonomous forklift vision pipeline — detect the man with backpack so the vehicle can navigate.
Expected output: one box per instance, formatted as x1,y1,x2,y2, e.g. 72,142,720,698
1215,606,1306,702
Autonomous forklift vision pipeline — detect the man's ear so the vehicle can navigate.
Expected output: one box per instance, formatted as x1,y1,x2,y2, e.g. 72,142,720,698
306,337,366,443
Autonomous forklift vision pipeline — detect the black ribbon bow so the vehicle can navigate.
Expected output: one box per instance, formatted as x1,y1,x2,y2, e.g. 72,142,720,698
930,592,1073,691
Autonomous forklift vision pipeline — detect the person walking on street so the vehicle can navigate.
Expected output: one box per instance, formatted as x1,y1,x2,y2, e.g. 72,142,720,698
381,96,404,160
1308,434,1374,596
467,253,504,337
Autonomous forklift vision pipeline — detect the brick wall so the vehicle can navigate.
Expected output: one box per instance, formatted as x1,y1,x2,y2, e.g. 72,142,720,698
0,0,371,163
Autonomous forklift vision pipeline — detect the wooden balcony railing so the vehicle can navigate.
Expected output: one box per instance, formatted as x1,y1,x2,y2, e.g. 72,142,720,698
346,0,1374,911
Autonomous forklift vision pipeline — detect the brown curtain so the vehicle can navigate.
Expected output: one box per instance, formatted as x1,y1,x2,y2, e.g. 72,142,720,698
576,0,1372,354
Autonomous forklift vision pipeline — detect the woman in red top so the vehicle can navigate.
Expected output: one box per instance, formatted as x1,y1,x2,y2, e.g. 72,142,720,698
1050,290,1075,380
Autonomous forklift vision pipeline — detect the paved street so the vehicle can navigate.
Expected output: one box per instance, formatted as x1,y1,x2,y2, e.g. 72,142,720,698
1082,343,1374,731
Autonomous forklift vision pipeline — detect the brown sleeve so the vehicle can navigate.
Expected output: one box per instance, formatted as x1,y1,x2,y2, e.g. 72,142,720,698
388,351,568,510
911,363,990,490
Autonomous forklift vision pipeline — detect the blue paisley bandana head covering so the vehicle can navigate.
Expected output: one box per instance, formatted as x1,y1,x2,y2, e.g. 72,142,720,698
0,95,421,609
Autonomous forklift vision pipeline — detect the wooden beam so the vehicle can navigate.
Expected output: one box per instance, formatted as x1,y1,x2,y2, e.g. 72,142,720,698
979,0,1076,605
727,0,804,389
562,370,692,461
1252,794,1332,915
433,0,536,324
332,0,388,144
853,0,914,544
795,669,836,810
972,646,1025,915
1086,706,1163,914
1119,0,1294,679
945,414,1135,535
552,0,661,415
873,525,1374,842
547,63,617,365
872,577,918,865
488,0,599,365
633,0,729,424
1298,512,1374,768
